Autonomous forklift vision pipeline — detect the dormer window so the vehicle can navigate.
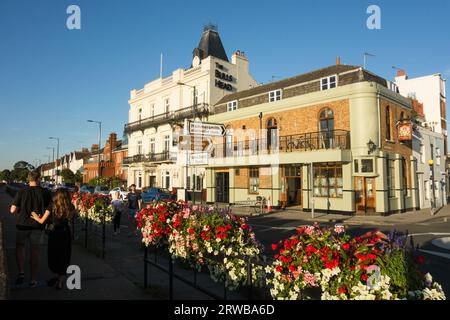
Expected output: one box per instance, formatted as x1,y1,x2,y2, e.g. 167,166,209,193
321,75,337,90
227,100,238,112
269,89,282,102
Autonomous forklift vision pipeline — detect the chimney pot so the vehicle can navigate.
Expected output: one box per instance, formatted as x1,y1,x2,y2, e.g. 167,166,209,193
336,56,341,65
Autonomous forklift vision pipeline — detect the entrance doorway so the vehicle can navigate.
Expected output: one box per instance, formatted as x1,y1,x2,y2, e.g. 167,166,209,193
285,177,301,206
354,177,376,213
281,165,302,207
215,172,229,203
149,176,156,188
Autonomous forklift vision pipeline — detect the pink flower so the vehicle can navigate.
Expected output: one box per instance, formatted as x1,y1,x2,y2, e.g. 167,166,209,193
192,205,199,211
304,226,315,236
182,209,191,219
303,271,317,287
334,224,345,234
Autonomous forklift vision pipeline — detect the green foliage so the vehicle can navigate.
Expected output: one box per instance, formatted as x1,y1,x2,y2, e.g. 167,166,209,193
60,168,75,183
88,176,126,188
382,249,423,296
11,168,29,182
0,169,11,182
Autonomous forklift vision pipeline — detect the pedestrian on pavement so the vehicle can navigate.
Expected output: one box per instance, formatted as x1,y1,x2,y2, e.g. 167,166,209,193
126,184,142,237
31,188,76,290
9,170,52,288
111,190,124,235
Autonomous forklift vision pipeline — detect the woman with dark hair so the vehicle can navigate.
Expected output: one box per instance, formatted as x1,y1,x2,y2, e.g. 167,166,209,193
31,188,76,290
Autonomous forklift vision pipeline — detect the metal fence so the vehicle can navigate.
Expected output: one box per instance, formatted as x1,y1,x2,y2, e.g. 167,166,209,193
143,244,273,300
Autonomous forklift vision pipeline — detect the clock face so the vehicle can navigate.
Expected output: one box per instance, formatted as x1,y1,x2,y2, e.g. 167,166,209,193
192,56,200,67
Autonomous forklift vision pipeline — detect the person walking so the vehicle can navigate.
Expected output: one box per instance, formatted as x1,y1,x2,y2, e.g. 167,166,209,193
126,184,142,237
9,171,52,287
111,191,124,236
31,188,75,290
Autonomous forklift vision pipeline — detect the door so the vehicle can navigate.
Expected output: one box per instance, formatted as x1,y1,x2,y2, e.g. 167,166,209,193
286,177,301,206
215,172,229,203
149,176,156,188
355,177,376,213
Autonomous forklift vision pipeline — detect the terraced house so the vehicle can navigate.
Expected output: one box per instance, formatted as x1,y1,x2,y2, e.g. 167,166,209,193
204,60,418,215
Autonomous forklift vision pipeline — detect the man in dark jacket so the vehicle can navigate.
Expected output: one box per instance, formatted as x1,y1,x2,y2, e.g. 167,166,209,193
10,171,52,287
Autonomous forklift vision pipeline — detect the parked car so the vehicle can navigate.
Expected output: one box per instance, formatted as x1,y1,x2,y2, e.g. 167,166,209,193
109,187,128,200
141,187,174,203
80,185,95,194
59,182,76,192
94,185,110,196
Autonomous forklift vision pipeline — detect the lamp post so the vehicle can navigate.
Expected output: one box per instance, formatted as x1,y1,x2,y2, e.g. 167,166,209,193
177,82,198,202
87,120,102,186
49,137,60,184
429,159,436,215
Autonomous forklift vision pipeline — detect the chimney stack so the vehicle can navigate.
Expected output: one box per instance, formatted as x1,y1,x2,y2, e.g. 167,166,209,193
336,56,341,65
396,69,406,77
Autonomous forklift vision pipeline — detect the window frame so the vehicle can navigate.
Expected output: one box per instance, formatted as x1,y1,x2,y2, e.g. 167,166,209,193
227,100,238,112
248,167,260,194
320,75,338,91
269,89,282,102
313,163,343,198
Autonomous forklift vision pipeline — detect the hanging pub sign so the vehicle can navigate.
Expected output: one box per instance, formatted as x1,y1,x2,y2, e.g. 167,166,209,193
398,120,413,141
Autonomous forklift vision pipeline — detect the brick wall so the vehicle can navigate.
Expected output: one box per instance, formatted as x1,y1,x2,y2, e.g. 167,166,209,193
219,99,350,143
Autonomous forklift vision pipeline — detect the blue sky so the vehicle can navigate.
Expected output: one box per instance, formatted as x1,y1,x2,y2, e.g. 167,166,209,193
0,0,449,170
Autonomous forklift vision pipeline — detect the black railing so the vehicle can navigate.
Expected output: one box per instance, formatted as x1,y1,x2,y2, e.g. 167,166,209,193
123,151,177,165
124,103,209,134
210,130,350,158
143,244,272,300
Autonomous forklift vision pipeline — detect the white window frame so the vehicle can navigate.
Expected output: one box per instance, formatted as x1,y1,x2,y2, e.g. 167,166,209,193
420,144,425,164
320,75,338,91
149,137,155,154
137,140,143,155
164,135,170,152
269,89,282,102
227,100,238,112
164,98,170,114
150,103,155,118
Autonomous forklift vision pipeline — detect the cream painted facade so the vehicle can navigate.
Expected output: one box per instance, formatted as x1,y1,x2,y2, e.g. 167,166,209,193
204,81,418,215
125,30,257,192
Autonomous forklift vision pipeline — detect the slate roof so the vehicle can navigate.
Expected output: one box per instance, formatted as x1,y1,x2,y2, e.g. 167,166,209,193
193,26,229,62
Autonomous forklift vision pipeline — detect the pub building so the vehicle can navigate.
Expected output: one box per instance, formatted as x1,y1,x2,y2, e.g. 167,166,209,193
203,59,417,215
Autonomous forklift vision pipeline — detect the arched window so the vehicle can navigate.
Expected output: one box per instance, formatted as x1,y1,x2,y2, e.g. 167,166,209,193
386,106,392,140
319,108,334,148
319,108,334,132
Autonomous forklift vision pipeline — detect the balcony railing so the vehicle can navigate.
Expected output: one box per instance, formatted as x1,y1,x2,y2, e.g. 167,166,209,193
123,151,177,165
210,130,350,158
124,103,209,134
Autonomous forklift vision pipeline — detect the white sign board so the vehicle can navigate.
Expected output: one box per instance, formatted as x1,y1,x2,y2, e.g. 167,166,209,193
189,152,208,165
188,120,225,137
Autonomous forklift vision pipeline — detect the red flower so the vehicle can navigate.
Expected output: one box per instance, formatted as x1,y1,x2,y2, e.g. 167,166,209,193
271,244,278,251
361,274,368,282
416,255,425,265
342,243,350,250
275,266,283,273
337,286,347,294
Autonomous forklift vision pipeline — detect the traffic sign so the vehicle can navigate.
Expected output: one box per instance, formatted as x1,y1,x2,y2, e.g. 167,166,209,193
188,120,225,136
189,152,208,165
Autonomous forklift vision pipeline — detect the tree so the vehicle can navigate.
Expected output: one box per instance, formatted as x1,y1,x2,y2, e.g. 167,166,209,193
60,168,75,183
13,161,34,171
0,169,11,182
74,171,83,184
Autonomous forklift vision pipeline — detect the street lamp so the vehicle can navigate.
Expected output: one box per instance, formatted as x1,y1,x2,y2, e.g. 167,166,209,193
87,120,102,186
46,147,55,182
428,159,436,215
49,137,60,184
177,82,198,202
